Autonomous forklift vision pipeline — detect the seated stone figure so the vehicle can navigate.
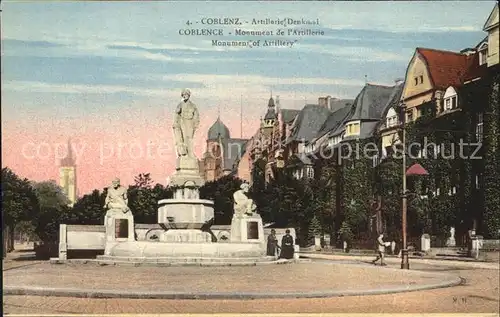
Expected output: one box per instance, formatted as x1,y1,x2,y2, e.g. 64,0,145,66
104,178,131,214
233,183,257,217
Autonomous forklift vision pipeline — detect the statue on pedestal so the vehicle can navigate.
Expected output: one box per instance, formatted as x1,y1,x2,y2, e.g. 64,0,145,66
233,183,257,217
104,178,131,215
446,226,456,247
173,88,200,159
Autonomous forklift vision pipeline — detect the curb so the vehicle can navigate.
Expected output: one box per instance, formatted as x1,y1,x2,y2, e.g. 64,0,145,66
3,265,463,299
3,276,462,299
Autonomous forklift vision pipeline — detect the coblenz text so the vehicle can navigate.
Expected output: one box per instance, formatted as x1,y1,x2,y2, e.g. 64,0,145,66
179,29,224,35
201,18,242,25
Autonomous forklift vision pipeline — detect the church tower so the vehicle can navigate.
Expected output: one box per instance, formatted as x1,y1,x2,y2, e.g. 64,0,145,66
59,139,77,207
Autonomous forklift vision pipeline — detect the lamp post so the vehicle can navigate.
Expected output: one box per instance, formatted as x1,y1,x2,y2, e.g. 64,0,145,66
401,104,409,269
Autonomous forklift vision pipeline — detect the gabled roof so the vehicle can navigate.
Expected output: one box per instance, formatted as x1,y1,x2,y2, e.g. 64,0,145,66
416,48,477,90
280,109,301,123
483,3,499,31
286,104,331,143
463,50,488,82
329,98,354,112
348,84,394,121
316,103,353,140
375,83,405,133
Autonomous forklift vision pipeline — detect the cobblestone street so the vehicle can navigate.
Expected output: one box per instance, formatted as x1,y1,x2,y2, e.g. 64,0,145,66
3,250,499,314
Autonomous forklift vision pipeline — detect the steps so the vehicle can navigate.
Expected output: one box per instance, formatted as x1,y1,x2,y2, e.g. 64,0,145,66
92,255,284,267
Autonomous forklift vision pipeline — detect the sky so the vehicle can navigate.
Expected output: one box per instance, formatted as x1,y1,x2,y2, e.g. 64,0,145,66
1,1,495,195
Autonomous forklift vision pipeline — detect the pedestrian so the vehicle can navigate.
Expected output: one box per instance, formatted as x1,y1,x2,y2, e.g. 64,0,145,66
266,229,280,257
372,233,390,266
279,229,294,259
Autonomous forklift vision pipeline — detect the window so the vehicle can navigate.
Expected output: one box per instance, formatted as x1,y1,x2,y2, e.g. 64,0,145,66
346,122,360,136
419,75,423,84
386,115,398,128
306,166,314,179
444,95,458,111
451,96,457,109
476,113,483,142
406,110,414,122
414,77,418,85
479,49,488,66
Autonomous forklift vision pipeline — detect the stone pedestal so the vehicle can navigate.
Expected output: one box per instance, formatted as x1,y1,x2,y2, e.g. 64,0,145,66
446,227,456,247
169,157,205,188
230,214,265,245
421,233,431,252
470,235,484,259
314,236,321,251
104,209,135,246
58,224,68,260
158,199,214,230
161,229,211,243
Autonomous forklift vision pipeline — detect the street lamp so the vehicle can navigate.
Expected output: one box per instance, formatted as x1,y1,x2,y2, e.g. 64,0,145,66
401,106,409,270
400,103,429,269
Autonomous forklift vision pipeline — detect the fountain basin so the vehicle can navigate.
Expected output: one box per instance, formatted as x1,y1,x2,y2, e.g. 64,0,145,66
158,199,214,230
105,240,265,258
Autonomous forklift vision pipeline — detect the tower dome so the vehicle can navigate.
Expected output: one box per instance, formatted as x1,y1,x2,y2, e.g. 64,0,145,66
207,117,230,140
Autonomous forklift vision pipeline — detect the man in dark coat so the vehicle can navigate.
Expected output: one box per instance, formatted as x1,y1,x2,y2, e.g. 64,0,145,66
279,229,294,259
266,229,280,257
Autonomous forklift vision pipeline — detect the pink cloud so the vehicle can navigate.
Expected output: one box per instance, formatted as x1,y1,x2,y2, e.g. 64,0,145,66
2,104,261,196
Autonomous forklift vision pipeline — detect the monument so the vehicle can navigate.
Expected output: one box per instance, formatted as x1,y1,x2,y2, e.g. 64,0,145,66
104,178,134,254
230,183,265,246
102,89,268,262
446,227,456,247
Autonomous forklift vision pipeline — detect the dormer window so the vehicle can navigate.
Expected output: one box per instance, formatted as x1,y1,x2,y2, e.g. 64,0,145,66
444,96,457,111
443,86,458,112
478,42,488,66
345,121,360,137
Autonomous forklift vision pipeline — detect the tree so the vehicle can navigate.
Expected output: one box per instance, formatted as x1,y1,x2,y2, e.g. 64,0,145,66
68,189,105,225
308,215,322,246
31,181,71,242
2,168,39,253
134,173,154,188
128,174,171,224
483,72,500,239
200,175,242,225
2,168,38,228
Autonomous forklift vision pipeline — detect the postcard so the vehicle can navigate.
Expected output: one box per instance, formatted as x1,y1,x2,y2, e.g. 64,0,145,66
2,1,499,316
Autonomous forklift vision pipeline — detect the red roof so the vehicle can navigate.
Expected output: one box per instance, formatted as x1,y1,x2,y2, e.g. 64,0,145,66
406,163,429,176
463,50,488,82
416,48,484,89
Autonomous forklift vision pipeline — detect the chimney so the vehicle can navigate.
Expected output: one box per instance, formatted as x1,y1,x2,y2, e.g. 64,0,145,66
326,95,332,108
318,97,327,108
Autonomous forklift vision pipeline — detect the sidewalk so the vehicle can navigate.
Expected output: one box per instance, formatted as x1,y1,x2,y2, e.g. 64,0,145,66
301,248,499,262
3,243,40,271
300,252,500,270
